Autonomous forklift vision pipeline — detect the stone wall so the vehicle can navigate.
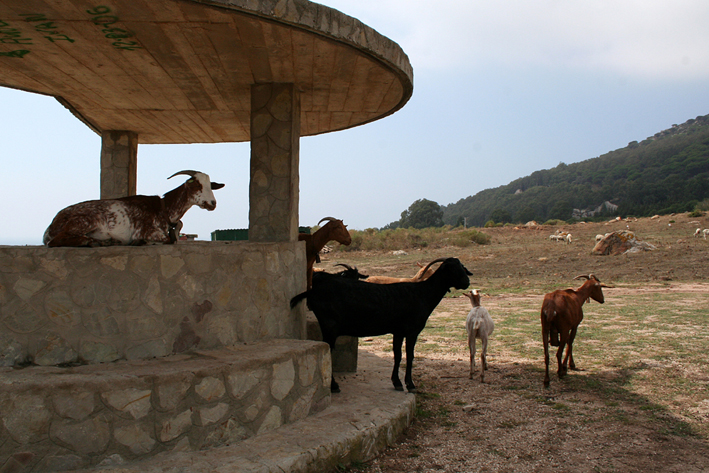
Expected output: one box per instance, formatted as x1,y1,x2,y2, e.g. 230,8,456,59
0,241,307,367
0,340,331,471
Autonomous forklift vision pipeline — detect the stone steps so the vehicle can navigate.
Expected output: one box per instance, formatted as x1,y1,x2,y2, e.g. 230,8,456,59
73,351,415,473
0,340,331,472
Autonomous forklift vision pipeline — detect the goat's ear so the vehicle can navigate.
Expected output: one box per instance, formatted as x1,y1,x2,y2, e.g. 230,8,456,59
211,182,225,190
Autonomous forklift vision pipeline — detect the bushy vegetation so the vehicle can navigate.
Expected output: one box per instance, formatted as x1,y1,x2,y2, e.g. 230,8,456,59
442,114,709,226
334,227,490,252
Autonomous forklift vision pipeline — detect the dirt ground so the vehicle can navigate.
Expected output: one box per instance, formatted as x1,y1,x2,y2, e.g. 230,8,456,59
317,214,709,473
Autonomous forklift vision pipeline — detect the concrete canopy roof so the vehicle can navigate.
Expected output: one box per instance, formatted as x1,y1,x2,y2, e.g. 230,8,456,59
0,0,413,144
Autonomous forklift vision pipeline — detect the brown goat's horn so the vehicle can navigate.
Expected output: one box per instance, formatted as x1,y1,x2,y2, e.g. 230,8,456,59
317,217,337,226
168,170,199,180
421,257,448,276
573,274,591,281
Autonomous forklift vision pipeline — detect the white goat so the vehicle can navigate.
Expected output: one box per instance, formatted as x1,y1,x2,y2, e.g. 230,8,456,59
463,289,494,382
565,233,572,244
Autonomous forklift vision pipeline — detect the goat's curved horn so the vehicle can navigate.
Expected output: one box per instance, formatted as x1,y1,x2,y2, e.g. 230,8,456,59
573,274,591,281
317,217,338,226
335,263,354,270
168,170,199,180
421,257,448,276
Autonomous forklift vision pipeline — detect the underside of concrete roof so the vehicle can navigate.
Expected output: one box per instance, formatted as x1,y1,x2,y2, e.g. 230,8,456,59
0,0,413,144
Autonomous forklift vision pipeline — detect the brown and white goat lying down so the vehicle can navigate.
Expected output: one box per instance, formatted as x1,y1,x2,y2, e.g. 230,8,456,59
43,170,224,247
464,289,494,382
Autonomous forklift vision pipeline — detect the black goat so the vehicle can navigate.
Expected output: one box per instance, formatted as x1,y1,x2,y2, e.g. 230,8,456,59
290,257,472,393
312,263,369,282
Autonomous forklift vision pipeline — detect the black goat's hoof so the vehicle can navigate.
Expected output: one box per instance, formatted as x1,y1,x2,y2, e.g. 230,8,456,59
331,387,341,394
394,386,404,391
407,387,417,393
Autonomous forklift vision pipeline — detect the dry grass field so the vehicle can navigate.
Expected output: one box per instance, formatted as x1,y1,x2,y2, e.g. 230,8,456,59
318,213,709,473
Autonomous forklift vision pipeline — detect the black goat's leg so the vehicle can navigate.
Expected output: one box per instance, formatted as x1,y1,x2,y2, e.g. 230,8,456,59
404,335,418,392
323,335,340,393
391,334,404,391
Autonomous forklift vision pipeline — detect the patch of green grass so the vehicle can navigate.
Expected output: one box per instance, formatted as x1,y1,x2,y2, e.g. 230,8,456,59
416,343,443,354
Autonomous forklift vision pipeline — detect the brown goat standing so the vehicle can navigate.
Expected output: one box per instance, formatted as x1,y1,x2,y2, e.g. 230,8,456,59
365,261,436,284
541,274,611,387
299,217,351,289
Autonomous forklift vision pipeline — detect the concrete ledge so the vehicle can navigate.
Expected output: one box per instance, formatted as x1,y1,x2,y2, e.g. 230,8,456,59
71,351,415,472
0,340,330,472
306,313,358,373
0,241,307,367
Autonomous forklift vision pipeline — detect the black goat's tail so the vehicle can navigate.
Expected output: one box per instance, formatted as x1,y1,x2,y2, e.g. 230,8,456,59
290,291,308,309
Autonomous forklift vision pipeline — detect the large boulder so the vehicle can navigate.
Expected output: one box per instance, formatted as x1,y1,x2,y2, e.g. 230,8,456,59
592,230,657,255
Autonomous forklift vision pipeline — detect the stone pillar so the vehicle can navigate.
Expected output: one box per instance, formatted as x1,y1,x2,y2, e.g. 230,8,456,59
100,130,138,199
249,83,301,242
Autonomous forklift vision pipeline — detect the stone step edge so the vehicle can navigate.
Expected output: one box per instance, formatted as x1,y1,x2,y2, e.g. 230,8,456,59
0,339,329,387
0,339,333,472
77,352,416,473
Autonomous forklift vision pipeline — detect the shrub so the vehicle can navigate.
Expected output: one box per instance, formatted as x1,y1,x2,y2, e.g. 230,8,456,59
335,227,490,252
484,220,503,228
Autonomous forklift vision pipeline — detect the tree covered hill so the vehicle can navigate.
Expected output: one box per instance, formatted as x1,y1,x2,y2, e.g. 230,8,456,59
442,114,709,227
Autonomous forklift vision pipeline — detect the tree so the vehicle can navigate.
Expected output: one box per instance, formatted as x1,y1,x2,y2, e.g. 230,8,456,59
514,206,537,224
549,200,573,220
489,208,512,224
400,199,444,229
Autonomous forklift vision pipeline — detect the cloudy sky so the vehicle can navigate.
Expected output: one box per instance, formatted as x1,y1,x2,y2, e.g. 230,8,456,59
3,0,709,245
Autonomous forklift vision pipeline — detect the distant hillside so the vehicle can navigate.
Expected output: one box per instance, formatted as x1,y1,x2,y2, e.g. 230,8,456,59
442,114,709,227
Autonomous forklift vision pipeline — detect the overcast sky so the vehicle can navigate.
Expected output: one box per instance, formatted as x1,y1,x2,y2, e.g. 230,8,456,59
3,0,709,245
